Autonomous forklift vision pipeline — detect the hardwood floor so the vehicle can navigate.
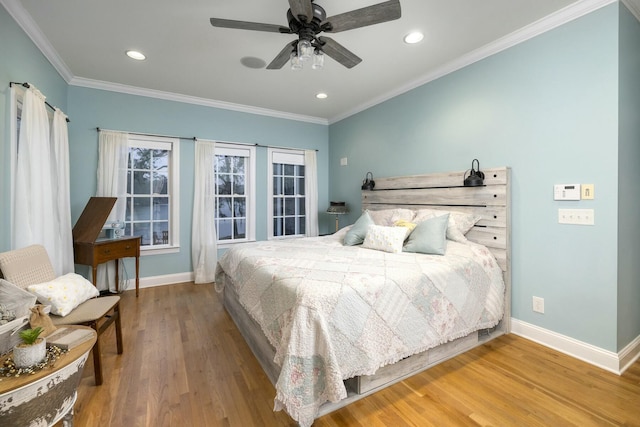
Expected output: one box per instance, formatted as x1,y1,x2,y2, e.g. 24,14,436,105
62,282,640,427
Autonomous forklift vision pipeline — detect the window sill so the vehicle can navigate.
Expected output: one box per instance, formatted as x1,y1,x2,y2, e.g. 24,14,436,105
217,240,256,249
140,245,180,256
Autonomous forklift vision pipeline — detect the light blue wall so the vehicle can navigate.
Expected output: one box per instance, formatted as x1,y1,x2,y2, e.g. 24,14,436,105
617,4,640,351
66,86,330,278
0,4,68,251
329,5,622,351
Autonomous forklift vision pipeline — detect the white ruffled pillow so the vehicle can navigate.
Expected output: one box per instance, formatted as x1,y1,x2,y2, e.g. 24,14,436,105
28,273,99,317
413,208,480,242
367,208,415,226
363,224,408,254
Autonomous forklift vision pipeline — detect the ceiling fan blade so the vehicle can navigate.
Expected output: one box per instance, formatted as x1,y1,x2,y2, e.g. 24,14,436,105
324,0,401,33
210,18,290,33
318,36,362,69
267,41,297,69
288,0,314,23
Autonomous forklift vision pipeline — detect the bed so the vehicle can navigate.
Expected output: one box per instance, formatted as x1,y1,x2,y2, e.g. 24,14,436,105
215,167,511,426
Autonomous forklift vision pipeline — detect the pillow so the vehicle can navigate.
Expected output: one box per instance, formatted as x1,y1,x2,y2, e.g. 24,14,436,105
403,213,450,255
362,224,408,254
413,208,480,243
368,208,415,226
27,273,99,317
448,212,480,242
343,211,375,246
394,219,417,233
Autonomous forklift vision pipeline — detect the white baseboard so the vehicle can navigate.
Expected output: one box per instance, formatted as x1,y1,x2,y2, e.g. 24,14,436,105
619,334,640,373
119,272,194,292
510,319,640,375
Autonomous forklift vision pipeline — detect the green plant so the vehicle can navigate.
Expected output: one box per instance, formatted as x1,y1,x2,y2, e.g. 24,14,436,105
19,327,44,345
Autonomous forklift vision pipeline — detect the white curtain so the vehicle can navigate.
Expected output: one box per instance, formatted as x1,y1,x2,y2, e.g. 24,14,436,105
50,108,74,274
96,130,129,291
304,150,319,237
13,87,59,272
192,140,217,284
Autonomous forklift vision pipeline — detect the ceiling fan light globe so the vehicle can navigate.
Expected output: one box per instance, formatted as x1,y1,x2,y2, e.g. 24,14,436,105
298,39,313,61
290,52,303,70
312,51,324,70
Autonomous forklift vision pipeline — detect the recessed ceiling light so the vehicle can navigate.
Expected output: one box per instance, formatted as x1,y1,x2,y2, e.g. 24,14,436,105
240,56,266,69
316,92,328,99
403,31,424,44
126,50,146,60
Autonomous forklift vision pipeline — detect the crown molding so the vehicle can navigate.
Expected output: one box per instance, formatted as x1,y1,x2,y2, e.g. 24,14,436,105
622,0,640,21
69,77,328,125
329,0,617,124
0,0,74,82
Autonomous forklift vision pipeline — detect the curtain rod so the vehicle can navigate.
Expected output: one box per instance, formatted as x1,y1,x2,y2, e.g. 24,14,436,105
97,127,195,141
97,128,318,152
10,82,70,123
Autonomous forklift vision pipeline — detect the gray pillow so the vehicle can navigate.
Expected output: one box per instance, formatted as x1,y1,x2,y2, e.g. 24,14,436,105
343,211,374,246
403,213,450,255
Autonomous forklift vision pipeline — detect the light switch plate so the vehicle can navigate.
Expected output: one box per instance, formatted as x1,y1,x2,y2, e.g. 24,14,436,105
554,184,581,200
558,208,594,225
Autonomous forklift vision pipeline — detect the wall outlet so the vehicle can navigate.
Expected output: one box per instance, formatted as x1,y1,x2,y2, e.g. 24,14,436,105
533,296,545,314
340,157,348,166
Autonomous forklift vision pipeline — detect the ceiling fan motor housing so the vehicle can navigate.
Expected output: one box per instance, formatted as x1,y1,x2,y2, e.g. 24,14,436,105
287,4,326,34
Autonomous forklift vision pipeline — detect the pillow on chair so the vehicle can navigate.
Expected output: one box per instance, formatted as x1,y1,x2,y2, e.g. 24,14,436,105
28,273,99,317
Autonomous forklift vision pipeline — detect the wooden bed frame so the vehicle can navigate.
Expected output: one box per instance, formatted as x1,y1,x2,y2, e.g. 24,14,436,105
221,166,511,420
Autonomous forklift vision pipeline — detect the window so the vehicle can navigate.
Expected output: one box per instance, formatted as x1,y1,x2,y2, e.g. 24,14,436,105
268,148,306,238
124,135,180,252
214,143,256,244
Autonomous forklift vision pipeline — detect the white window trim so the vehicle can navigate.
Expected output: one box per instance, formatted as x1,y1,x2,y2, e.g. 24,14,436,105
213,141,256,248
267,147,305,240
127,134,180,255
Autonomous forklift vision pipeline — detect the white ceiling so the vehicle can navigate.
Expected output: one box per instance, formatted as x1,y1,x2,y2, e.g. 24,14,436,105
3,0,636,124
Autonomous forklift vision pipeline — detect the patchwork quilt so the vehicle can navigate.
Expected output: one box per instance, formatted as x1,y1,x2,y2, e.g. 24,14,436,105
215,231,505,426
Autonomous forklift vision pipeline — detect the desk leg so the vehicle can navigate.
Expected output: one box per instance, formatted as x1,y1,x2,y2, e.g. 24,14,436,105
135,255,140,297
92,266,98,288
115,260,119,293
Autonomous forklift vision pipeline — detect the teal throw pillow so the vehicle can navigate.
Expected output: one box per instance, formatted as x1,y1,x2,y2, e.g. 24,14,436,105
343,211,374,246
403,213,450,255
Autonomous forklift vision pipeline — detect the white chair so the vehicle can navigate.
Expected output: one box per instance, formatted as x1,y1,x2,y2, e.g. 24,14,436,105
0,244,123,385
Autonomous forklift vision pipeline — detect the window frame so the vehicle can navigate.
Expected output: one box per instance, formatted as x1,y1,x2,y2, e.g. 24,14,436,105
125,134,180,255
267,147,306,239
213,142,256,247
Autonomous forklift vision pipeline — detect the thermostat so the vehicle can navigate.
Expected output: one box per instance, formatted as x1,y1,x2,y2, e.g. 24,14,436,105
554,184,581,201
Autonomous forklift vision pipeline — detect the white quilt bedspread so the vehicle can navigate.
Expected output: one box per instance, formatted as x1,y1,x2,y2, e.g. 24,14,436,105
215,232,505,426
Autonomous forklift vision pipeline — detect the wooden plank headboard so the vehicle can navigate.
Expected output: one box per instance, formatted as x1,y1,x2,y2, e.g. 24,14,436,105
361,167,511,332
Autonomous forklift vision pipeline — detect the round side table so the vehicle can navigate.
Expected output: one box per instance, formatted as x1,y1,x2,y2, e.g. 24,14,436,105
0,326,96,427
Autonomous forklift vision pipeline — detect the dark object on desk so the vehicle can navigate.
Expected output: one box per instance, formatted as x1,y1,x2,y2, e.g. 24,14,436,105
326,201,349,233
73,197,141,297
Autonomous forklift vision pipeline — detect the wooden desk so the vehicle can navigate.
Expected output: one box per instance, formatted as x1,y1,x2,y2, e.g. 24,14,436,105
0,327,97,427
74,236,141,297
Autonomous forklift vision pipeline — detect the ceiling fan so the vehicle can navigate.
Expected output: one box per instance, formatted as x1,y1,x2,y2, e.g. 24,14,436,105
210,0,402,70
